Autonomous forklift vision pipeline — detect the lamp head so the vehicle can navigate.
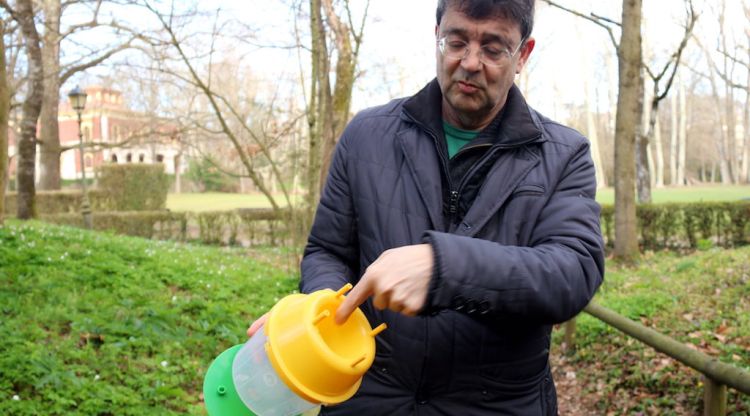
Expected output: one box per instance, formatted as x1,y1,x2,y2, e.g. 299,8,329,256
68,86,87,112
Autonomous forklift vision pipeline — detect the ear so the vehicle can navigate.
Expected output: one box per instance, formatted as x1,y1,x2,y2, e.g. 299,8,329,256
515,37,535,74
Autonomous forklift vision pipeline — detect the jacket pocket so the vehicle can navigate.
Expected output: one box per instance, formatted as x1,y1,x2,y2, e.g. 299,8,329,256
476,361,549,415
512,183,545,197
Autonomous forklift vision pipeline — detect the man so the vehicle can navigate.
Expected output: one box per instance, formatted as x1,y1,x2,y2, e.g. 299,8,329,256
249,0,604,414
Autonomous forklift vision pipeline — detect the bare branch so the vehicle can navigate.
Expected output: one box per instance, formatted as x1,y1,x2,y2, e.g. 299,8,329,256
59,39,135,83
540,0,619,50
648,0,698,102
590,12,621,27
59,0,103,40
142,0,287,211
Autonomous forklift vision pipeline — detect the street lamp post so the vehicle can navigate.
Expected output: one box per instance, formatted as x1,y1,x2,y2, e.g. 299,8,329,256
68,86,92,229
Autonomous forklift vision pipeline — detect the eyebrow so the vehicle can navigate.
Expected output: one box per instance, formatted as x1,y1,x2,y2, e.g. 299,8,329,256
440,27,514,48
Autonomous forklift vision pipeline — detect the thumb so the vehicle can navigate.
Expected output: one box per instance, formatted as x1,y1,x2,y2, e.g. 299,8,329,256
246,313,268,337
335,279,373,324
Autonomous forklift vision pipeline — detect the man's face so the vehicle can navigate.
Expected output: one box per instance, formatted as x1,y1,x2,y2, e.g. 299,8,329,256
436,6,534,130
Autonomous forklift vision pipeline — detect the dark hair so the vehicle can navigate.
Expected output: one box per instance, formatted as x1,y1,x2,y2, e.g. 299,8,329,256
436,0,535,40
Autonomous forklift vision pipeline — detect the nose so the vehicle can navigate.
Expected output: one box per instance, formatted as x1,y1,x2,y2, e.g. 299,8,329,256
460,47,483,72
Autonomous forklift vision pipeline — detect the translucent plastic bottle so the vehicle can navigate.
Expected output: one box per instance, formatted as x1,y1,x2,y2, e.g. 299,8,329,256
203,284,387,416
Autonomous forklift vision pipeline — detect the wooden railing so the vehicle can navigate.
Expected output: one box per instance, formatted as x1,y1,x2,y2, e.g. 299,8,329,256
563,303,750,416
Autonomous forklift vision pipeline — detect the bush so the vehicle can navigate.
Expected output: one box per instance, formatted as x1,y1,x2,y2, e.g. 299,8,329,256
194,209,290,247
41,208,294,247
183,158,238,192
4,189,109,215
599,201,750,250
97,164,170,211
42,211,188,240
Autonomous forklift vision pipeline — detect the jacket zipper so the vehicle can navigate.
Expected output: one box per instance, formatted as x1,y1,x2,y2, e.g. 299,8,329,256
402,112,513,223
402,112,455,205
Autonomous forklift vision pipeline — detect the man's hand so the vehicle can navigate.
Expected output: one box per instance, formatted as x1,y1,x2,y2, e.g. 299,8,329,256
335,244,434,324
246,312,268,337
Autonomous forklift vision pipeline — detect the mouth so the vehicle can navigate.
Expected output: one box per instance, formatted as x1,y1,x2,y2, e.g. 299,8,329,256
456,80,480,94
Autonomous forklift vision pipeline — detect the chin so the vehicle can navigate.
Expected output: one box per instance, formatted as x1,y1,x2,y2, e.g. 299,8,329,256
448,98,486,114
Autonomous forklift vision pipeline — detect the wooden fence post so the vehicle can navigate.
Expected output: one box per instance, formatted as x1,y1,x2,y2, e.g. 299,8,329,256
563,318,576,353
703,376,727,416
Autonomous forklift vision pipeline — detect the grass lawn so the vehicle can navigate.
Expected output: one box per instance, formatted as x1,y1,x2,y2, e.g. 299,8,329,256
1,221,748,414
560,250,750,413
0,220,299,415
166,192,294,212
167,186,750,212
596,185,750,205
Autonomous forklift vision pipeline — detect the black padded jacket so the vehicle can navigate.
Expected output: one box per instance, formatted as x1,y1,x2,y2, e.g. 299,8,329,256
300,79,605,415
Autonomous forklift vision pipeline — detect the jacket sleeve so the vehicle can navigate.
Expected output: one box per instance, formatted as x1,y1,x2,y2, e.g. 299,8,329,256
422,140,604,324
299,132,359,294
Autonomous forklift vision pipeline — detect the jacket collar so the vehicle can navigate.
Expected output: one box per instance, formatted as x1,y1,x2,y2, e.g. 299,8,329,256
402,78,545,148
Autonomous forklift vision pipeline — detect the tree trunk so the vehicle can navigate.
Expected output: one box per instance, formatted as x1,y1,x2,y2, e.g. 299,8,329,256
636,75,651,203
653,116,664,187
719,3,739,184
305,0,365,230
15,0,45,219
724,84,738,184
703,40,734,184
585,90,606,188
0,19,9,224
742,31,750,183
173,153,182,193
614,0,642,261
305,0,330,223
677,78,687,185
636,135,651,203
38,0,62,190
669,87,678,185
581,26,606,188
317,0,358,191
711,162,717,183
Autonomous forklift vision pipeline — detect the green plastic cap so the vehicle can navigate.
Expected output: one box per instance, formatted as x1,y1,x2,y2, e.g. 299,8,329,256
203,344,256,416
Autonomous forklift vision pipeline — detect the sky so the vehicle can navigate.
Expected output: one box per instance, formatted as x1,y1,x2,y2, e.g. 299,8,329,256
213,0,725,118
68,0,748,122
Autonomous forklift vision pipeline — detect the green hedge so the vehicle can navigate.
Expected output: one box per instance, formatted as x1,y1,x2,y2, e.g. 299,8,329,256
4,189,109,215
37,201,750,250
195,209,291,246
600,201,750,250
97,164,170,211
5,164,169,215
41,208,293,247
42,211,188,239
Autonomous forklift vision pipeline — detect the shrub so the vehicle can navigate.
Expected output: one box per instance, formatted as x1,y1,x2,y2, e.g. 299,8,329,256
4,189,109,215
183,158,238,192
97,164,170,211
194,209,291,247
42,211,188,240
600,201,750,250
41,208,294,247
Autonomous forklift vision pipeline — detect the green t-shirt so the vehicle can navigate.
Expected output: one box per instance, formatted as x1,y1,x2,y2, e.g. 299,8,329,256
443,121,480,158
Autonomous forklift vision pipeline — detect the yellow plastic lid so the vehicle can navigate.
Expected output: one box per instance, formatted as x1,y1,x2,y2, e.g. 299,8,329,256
263,284,387,404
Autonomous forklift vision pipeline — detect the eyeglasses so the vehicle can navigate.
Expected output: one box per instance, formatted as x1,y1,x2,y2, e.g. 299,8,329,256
437,36,524,67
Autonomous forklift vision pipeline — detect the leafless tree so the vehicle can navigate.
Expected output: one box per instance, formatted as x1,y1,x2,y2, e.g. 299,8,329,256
542,0,642,260
0,18,9,224
303,0,369,225
688,0,750,185
2,0,44,219
134,1,303,219
38,0,138,190
636,1,696,201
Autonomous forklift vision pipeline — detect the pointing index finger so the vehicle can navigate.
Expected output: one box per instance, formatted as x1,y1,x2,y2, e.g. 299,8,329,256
335,277,373,324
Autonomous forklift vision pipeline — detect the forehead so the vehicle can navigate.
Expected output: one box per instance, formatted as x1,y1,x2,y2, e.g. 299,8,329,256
438,6,522,43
